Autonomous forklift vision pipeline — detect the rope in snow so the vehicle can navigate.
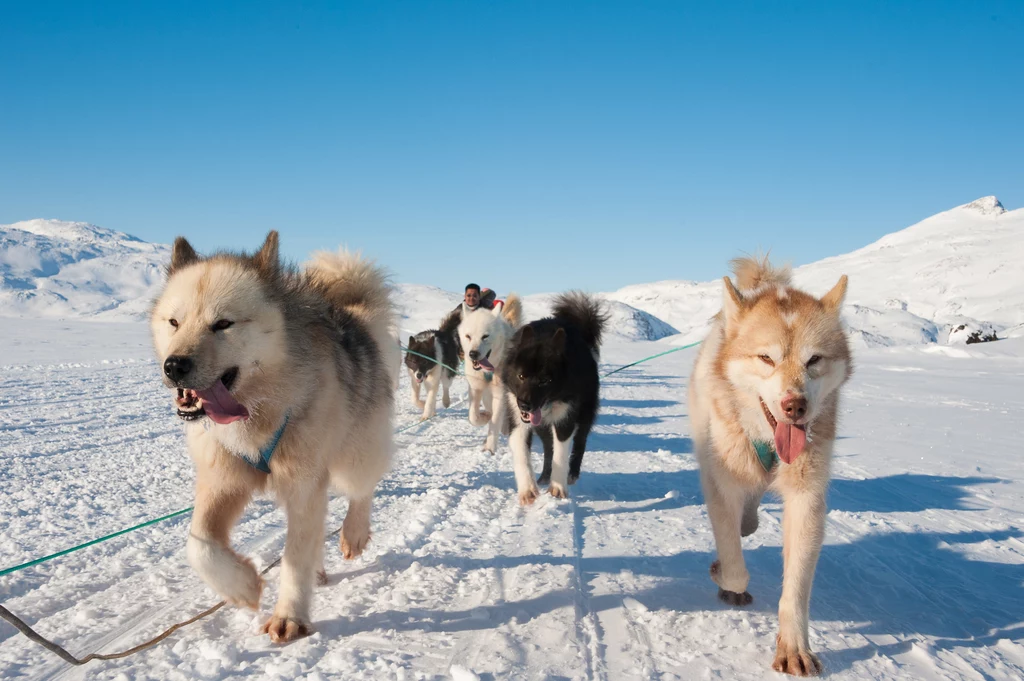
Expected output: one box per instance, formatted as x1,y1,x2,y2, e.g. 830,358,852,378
399,343,463,376
0,339,701,664
0,524,345,665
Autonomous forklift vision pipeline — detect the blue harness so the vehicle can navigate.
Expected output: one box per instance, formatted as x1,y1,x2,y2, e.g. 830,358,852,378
242,414,289,474
752,439,779,472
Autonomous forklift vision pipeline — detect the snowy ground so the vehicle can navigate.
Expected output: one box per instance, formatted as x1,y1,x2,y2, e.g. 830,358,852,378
1,320,1023,680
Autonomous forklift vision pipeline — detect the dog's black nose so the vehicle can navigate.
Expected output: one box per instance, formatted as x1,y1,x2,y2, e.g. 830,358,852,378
163,355,195,382
415,372,424,380
468,350,480,361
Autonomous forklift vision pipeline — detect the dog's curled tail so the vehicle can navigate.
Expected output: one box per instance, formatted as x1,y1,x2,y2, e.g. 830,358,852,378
438,307,461,336
306,249,396,351
501,293,523,328
552,291,608,351
730,254,792,293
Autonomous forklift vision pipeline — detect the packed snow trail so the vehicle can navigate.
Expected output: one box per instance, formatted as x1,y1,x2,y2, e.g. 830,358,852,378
1,323,1023,679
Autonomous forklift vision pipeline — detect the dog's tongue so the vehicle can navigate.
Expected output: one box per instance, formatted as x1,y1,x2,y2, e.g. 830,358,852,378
478,357,494,371
529,409,542,426
196,381,249,425
774,423,807,464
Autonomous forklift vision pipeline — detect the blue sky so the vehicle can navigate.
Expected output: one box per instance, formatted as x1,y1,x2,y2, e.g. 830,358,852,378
2,1,1022,294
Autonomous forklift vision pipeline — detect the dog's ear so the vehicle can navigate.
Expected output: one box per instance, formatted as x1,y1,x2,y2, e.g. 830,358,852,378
820,275,848,314
491,300,504,318
169,237,200,274
551,327,566,354
252,231,280,275
520,325,535,344
722,276,745,325
408,335,416,347
461,303,472,317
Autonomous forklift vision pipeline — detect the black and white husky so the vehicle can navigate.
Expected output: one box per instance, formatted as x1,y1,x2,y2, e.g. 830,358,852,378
404,310,461,420
501,292,608,504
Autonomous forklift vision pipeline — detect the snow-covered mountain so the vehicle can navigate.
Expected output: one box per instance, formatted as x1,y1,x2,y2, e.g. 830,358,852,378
3,196,1021,346
607,197,1024,347
0,219,169,319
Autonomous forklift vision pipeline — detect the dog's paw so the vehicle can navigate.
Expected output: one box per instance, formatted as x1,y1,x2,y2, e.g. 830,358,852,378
414,399,426,410
536,472,551,485
316,568,329,587
482,436,498,454
568,471,580,485
341,531,372,560
262,615,312,644
518,485,540,506
772,637,822,676
442,395,451,408
717,587,753,606
549,482,568,499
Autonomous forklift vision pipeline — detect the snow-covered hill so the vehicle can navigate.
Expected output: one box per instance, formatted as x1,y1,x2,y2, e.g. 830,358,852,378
4,197,1021,347
0,219,169,319
607,197,1024,348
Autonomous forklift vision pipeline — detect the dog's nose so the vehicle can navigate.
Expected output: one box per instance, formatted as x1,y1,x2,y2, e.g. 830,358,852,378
415,372,423,380
468,350,479,361
163,355,195,382
781,394,807,420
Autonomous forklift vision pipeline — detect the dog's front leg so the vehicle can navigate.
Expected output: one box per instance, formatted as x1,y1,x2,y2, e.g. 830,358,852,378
262,477,328,644
772,489,826,676
468,383,487,426
409,371,425,410
187,472,261,610
548,423,576,498
482,384,506,453
421,370,441,420
509,423,539,504
701,467,752,605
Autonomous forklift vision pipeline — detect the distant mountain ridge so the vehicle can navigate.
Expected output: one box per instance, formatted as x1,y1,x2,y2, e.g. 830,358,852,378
3,197,1021,347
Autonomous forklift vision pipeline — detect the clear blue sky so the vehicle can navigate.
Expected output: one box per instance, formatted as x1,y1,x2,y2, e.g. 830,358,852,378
2,1,1021,294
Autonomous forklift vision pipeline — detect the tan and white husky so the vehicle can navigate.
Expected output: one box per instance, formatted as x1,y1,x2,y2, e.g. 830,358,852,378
689,256,852,676
151,232,395,643
457,295,522,453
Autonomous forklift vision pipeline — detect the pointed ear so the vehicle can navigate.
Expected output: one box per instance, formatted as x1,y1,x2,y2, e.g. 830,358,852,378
519,325,535,344
408,335,416,347
169,237,199,274
491,300,504,317
461,303,472,317
821,275,848,313
551,327,566,353
722,276,744,325
252,231,280,275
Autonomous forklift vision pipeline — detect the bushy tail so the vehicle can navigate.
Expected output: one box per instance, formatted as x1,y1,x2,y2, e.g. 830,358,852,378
306,250,397,371
438,307,461,336
552,291,608,351
501,293,523,328
730,253,791,293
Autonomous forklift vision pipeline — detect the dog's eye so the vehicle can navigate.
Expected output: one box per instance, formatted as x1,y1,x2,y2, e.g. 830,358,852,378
169,318,179,328
212,319,234,332
807,355,822,367
518,373,525,381
758,354,775,367
482,334,489,340
465,335,471,341
540,378,550,386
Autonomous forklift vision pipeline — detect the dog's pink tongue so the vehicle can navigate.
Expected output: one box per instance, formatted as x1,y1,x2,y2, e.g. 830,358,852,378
479,357,494,371
529,409,542,426
196,381,249,425
774,423,807,464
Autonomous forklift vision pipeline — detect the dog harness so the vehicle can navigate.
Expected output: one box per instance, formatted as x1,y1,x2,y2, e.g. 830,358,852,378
752,439,778,472
242,413,290,474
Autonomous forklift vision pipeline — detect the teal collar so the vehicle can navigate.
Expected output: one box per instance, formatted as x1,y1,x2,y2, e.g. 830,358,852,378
752,439,778,472
244,413,289,474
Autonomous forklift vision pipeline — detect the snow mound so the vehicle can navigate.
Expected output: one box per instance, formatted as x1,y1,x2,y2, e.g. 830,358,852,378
612,196,1024,347
0,219,169,320
522,293,678,341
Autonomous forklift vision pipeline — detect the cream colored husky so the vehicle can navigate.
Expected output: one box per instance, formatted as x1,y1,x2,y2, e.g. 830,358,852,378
457,295,523,453
689,256,852,676
151,232,395,643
